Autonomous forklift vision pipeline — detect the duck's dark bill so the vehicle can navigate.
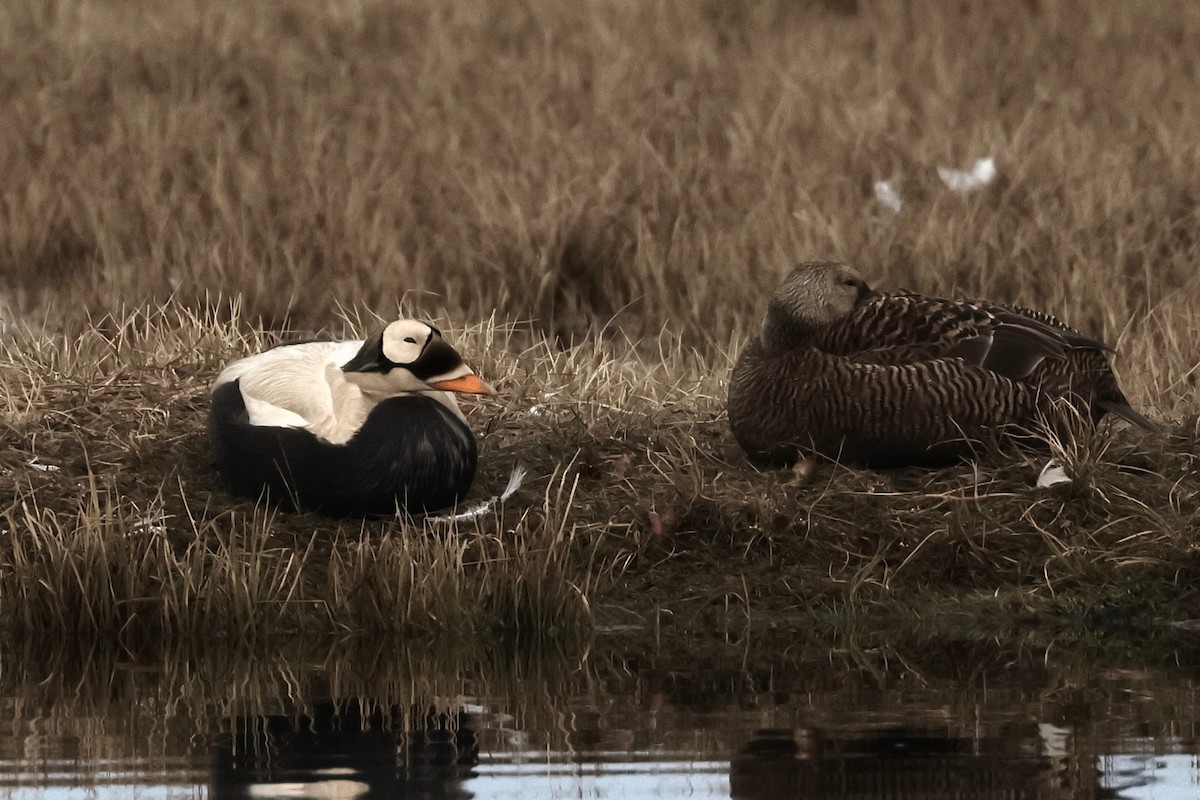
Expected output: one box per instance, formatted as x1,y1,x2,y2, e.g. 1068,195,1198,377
428,374,495,395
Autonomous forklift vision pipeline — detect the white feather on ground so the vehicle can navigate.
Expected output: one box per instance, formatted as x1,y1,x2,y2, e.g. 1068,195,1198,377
873,179,904,213
938,157,997,193
424,464,528,523
1036,459,1072,489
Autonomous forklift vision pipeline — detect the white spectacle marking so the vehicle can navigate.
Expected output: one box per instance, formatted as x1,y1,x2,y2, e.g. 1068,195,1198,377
380,319,433,364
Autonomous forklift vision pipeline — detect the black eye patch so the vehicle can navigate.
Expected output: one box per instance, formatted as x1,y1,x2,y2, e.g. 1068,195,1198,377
408,338,462,380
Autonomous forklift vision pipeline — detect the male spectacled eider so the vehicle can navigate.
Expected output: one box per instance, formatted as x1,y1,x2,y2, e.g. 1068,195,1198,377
210,319,494,516
727,261,1159,468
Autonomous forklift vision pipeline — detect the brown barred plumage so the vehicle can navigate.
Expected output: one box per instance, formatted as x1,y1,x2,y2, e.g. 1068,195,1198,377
728,261,1159,468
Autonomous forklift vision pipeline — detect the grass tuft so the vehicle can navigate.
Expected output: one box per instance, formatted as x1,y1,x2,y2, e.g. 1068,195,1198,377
2,479,305,640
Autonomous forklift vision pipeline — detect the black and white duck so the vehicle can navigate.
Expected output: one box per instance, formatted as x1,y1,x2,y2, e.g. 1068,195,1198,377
210,319,493,516
727,261,1159,468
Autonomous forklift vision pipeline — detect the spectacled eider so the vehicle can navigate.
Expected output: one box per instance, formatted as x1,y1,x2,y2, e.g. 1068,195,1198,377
210,319,493,516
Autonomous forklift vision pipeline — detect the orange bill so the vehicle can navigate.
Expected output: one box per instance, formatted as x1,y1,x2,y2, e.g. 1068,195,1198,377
428,374,496,395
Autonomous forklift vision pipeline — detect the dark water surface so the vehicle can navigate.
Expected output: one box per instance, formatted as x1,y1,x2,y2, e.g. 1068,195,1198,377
1,633,1198,799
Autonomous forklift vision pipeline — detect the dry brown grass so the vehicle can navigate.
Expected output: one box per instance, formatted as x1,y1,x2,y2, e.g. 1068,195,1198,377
1,0,1199,644
2,306,1197,644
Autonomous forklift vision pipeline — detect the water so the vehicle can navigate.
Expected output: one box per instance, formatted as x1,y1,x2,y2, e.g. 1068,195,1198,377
0,636,1198,799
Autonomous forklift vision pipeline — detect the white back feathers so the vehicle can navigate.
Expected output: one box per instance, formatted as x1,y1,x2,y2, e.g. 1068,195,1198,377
212,320,490,445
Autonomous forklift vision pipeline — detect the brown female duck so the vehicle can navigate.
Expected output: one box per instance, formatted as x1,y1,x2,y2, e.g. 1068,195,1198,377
727,261,1158,468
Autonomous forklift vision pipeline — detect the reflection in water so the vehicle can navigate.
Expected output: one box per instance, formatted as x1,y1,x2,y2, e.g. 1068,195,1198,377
0,638,1198,799
731,725,1058,799
1099,752,1200,800
213,702,478,798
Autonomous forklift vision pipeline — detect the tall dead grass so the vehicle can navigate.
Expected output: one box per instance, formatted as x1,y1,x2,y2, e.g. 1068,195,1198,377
0,299,1197,642
1,0,1198,642
0,304,609,642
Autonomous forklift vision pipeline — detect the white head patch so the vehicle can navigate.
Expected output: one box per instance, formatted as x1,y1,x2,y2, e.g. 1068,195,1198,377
381,319,433,366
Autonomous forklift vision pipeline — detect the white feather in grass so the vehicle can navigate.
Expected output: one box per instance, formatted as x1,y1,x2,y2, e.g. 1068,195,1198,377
1036,459,1072,489
938,157,997,193
873,180,904,213
424,463,527,523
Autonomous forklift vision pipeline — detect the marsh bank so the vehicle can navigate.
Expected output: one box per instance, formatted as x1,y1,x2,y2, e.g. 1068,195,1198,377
2,311,1197,648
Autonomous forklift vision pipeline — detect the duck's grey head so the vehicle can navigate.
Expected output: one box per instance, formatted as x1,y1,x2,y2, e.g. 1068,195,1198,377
762,261,870,345
341,319,495,398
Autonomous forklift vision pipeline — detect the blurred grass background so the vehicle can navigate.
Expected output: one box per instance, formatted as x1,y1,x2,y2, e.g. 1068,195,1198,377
1,0,1197,411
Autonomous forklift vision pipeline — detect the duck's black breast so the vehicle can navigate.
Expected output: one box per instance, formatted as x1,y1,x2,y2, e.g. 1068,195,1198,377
210,380,478,517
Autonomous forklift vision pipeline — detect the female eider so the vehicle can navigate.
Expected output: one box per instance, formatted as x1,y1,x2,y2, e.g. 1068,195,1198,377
727,261,1159,468
210,319,493,516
